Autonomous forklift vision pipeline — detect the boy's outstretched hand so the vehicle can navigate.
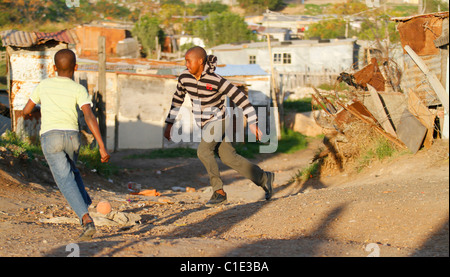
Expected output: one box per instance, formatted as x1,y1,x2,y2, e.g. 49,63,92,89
248,123,263,141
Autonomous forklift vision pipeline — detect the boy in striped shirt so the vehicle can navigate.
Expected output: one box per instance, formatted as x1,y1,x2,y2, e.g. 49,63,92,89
164,46,274,206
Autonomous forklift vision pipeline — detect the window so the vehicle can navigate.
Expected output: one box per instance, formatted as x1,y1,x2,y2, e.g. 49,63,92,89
283,53,291,64
273,53,291,64
273,53,282,64
249,55,256,64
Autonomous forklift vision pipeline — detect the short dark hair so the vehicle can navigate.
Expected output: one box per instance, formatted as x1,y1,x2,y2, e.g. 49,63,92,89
54,49,76,72
187,46,207,65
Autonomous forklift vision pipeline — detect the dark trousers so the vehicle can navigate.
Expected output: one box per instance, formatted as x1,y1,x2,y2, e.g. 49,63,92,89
197,120,267,192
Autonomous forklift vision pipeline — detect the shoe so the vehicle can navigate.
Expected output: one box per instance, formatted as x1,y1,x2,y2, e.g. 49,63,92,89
262,171,274,200
79,221,96,241
205,190,227,207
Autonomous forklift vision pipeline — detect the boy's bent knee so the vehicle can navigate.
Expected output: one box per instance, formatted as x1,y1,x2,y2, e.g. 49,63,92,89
197,145,213,161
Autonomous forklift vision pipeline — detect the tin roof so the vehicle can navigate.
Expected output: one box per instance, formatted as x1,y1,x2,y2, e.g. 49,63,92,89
390,11,448,22
0,29,78,47
216,64,268,76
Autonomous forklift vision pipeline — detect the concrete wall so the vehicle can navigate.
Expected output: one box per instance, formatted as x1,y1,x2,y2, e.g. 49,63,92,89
212,40,356,74
116,74,177,149
75,71,178,150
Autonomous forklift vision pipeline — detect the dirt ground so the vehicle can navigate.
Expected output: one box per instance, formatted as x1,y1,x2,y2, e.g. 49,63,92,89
0,137,448,259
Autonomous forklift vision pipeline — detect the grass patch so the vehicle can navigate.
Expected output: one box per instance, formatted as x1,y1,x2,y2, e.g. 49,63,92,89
235,128,309,158
356,136,399,173
0,130,118,177
78,145,119,178
0,130,41,158
283,98,313,113
291,161,320,183
125,147,198,159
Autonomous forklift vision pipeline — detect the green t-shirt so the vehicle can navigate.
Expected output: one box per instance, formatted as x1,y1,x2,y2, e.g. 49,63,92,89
30,76,92,135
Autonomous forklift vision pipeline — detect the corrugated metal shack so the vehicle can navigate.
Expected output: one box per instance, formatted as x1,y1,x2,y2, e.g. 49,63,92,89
391,11,449,141
0,29,78,141
392,12,448,106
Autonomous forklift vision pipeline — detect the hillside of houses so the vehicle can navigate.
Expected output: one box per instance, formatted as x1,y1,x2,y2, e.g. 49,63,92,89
0,1,448,153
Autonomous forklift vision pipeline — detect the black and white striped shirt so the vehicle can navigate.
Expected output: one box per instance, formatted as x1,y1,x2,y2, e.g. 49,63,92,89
165,55,258,128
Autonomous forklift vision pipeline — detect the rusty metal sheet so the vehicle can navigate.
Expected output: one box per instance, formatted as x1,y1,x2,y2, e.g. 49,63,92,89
396,13,446,56
35,29,79,45
0,30,37,47
0,29,78,48
353,58,385,92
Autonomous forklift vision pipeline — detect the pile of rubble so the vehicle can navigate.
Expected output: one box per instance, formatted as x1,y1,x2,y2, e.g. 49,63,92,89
310,12,449,173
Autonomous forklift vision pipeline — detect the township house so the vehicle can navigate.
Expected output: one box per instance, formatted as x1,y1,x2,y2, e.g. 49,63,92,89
1,11,448,152
0,25,270,150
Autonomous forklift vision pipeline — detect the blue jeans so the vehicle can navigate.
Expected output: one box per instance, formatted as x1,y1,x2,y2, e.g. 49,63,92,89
41,130,92,224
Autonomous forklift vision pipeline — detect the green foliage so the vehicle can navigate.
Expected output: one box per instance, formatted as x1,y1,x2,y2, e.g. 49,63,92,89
0,131,41,159
235,128,309,158
304,4,330,15
0,131,117,177
356,136,399,173
283,98,313,113
357,15,400,43
0,0,137,30
195,2,229,15
237,0,285,14
328,0,367,15
78,145,118,178
291,161,320,183
191,12,256,47
132,15,165,58
305,18,347,39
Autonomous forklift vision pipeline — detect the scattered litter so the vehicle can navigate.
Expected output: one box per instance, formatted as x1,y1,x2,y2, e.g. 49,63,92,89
40,211,141,227
127,182,141,193
186,187,196,193
131,189,160,196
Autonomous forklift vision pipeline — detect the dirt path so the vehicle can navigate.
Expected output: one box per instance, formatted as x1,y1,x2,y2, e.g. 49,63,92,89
0,138,448,258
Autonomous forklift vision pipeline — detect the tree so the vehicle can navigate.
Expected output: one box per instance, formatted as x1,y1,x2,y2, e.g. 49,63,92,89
191,12,256,48
195,2,229,15
328,0,367,15
305,18,348,40
132,15,165,58
237,0,285,14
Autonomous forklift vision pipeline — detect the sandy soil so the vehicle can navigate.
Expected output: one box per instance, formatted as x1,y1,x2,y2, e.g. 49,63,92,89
0,137,448,259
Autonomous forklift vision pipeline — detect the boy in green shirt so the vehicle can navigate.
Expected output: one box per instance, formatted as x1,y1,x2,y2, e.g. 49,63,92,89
23,49,110,240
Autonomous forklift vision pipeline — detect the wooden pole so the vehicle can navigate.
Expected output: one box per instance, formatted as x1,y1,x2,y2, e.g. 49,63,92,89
266,34,281,140
98,36,107,145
